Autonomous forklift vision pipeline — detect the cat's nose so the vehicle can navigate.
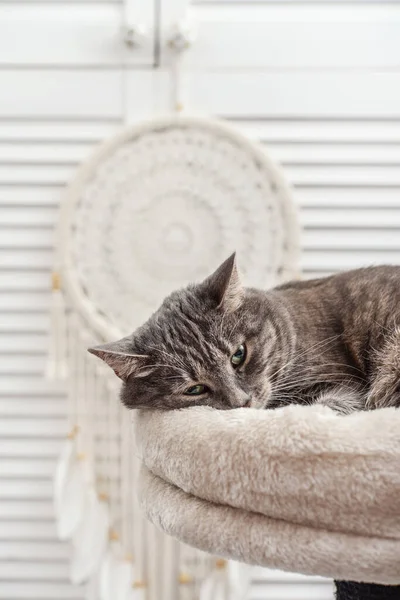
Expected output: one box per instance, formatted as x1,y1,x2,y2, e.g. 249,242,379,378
238,394,252,408
228,391,252,408
243,395,252,408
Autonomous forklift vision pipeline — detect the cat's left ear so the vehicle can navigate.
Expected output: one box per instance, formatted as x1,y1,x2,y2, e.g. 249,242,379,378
88,337,150,382
202,252,244,313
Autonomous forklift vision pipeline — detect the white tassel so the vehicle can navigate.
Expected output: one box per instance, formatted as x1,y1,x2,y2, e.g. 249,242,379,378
200,560,228,600
46,271,68,380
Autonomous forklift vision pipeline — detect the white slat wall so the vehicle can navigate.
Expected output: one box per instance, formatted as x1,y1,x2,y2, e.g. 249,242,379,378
1,0,400,599
0,0,156,598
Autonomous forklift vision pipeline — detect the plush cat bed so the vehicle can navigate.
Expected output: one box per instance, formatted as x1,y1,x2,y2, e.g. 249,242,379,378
135,403,400,585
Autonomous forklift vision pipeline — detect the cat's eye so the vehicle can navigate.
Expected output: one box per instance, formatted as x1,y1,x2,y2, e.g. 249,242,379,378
231,343,247,368
185,384,209,396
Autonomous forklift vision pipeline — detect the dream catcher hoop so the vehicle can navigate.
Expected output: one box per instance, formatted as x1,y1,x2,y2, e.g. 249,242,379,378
49,113,301,599
57,115,300,342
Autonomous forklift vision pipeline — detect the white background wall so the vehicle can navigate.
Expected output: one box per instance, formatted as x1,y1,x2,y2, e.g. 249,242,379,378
1,0,400,598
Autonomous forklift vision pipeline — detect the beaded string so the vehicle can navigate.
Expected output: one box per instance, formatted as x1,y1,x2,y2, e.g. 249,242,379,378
131,411,147,598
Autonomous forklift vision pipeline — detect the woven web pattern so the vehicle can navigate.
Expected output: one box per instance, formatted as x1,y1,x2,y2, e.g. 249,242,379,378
68,119,300,334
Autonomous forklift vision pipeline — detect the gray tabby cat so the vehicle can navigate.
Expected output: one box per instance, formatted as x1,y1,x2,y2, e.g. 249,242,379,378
89,254,400,414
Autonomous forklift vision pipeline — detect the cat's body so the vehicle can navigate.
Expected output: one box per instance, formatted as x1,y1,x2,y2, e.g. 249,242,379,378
273,266,400,412
89,256,400,414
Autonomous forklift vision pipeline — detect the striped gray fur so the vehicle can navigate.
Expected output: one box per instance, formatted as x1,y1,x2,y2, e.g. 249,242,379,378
89,254,400,413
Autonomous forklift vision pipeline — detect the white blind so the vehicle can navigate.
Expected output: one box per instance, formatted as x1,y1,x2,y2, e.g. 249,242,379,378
1,0,399,598
0,1,155,598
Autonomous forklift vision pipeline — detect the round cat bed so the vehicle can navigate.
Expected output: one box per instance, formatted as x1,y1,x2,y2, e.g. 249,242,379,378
135,402,400,585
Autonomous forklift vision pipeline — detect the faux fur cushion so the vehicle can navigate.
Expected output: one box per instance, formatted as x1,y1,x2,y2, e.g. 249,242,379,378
136,404,400,584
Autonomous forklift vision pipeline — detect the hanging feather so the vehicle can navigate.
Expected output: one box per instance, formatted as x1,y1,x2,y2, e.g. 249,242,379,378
200,560,228,600
45,271,68,380
226,561,253,600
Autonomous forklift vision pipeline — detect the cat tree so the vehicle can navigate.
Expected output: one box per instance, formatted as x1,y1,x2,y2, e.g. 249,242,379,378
136,403,400,588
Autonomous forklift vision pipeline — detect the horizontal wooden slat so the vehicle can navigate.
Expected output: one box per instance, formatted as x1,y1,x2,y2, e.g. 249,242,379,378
0,583,83,599
0,292,51,312
0,271,51,292
0,333,47,353
0,439,63,459
188,4,400,68
301,207,400,228
0,398,66,418
0,314,49,333
0,561,69,582
0,206,57,227
0,121,119,143
0,521,57,541
295,188,400,208
0,455,118,479
0,501,55,521
287,165,400,186
0,355,47,376
301,250,400,271
187,72,400,118
0,437,119,458
236,119,400,144
304,229,400,250
0,542,70,562
0,418,66,438
0,458,56,478
0,4,153,67
0,480,53,500
0,377,65,396
0,249,53,270
0,165,75,185
0,143,94,165
266,143,400,165
0,229,54,249
0,186,63,208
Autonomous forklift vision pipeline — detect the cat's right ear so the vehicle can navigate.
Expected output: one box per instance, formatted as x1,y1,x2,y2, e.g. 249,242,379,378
202,252,244,313
88,338,150,382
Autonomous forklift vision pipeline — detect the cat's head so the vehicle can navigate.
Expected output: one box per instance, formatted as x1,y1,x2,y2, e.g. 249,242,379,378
88,254,295,410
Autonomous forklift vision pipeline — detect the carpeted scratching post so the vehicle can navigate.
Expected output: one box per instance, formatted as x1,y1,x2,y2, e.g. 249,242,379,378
136,402,400,590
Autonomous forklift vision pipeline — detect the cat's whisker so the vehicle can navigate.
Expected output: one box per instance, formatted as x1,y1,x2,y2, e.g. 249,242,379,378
268,333,343,382
271,372,367,393
273,371,367,388
226,312,248,345
271,335,342,379
292,361,365,376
